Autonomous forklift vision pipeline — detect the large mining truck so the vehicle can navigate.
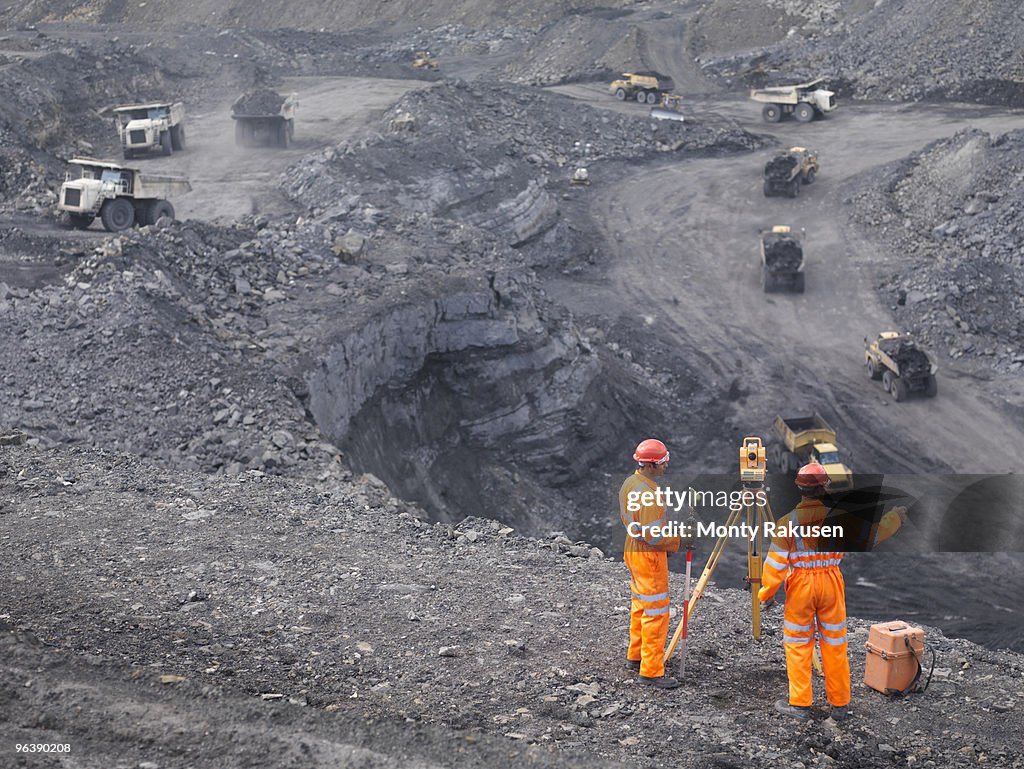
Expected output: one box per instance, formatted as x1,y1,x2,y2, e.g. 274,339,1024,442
864,332,938,401
609,72,675,104
57,157,191,232
763,147,818,198
769,413,853,489
750,77,837,123
759,226,805,292
231,89,298,148
113,101,186,158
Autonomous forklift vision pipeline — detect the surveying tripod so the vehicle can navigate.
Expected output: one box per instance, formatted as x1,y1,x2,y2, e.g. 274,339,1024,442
665,436,823,673
665,440,775,661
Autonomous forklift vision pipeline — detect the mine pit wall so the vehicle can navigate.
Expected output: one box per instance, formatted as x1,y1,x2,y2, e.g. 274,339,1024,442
461,178,559,246
304,276,627,532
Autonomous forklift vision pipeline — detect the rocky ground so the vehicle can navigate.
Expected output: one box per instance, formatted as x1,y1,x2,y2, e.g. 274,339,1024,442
692,0,1024,104
2,1,1024,767
4,443,1024,769
847,128,1024,373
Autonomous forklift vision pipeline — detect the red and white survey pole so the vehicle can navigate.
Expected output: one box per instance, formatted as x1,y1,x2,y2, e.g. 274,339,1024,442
677,516,696,676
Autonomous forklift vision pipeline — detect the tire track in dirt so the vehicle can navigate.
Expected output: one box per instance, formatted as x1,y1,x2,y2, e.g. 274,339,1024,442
559,95,1024,475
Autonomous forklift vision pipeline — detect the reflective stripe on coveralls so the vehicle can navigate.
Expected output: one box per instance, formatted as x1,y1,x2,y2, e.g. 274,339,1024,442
620,471,680,678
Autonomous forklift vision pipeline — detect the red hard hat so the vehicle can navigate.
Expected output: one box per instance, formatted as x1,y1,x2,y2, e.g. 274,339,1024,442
633,439,670,465
795,462,829,490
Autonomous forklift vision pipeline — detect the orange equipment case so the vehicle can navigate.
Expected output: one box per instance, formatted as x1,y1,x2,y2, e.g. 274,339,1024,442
864,621,925,694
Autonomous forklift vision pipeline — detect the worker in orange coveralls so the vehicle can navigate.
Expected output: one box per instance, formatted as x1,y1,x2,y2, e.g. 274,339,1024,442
759,462,905,720
619,439,682,689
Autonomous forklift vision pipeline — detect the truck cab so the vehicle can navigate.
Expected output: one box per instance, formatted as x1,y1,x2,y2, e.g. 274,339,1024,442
808,442,852,489
113,102,185,158
60,161,133,217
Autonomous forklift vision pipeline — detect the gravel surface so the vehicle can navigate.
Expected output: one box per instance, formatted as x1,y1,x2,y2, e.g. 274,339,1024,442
4,442,1024,769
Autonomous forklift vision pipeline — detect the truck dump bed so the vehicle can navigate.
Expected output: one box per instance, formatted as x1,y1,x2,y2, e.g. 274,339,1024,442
774,413,836,452
135,173,193,198
231,89,296,119
765,154,799,182
761,232,803,272
633,71,675,92
877,337,932,377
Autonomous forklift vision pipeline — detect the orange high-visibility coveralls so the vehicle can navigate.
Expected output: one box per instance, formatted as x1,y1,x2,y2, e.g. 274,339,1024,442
619,471,680,678
759,499,903,707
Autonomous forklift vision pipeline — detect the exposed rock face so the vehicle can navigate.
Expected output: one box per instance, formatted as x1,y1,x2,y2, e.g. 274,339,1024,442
303,269,619,528
305,278,527,442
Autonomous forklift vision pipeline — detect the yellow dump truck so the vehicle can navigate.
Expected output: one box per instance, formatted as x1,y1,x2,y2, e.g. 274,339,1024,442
763,147,818,198
610,71,675,104
769,413,852,489
864,332,938,401
413,51,439,70
231,89,298,148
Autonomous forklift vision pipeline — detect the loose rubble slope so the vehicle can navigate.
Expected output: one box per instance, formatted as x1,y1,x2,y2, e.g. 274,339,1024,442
848,128,1024,374
2,0,630,32
693,0,1024,104
4,443,1024,769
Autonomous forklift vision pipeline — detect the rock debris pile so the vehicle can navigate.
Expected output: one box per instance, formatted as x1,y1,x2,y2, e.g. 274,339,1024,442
694,0,1024,104
849,128,1024,372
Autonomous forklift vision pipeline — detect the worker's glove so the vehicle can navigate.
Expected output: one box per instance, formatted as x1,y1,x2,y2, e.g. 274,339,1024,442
890,505,908,524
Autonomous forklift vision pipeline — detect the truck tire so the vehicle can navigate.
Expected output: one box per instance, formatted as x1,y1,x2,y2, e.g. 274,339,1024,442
100,198,135,232
866,357,882,380
762,104,782,123
648,91,660,104
635,90,647,103
68,213,94,230
782,451,800,473
615,88,627,101
795,103,815,122
793,272,805,293
149,199,175,225
925,375,938,397
891,376,907,402
881,370,893,392
803,169,816,184
170,124,186,151
160,131,173,156
789,179,801,198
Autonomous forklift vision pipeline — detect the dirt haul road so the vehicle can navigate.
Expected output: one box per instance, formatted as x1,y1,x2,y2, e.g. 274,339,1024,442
139,76,434,222
550,89,1024,475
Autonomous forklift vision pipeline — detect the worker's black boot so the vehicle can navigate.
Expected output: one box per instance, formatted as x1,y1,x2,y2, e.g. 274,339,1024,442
639,674,680,690
830,705,852,721
773,699,811,720
626,659,641,672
